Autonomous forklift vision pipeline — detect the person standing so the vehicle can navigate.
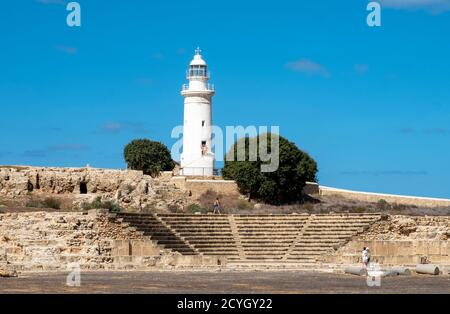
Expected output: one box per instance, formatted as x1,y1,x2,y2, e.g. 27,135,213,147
362,247,371,268
213,198,221,214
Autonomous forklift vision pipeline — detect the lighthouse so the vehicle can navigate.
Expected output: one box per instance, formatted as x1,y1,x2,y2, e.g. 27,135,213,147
180,48,215,176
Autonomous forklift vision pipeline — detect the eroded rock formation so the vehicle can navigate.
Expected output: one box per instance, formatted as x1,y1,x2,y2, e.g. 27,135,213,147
360,215,450,241
0,166,189,211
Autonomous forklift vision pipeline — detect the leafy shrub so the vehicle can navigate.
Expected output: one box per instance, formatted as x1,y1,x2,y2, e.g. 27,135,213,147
43,197,61,210
300,203,314,212
168,204,181,213
222,133,318,205
236,199,253,210
26,197,61,209
349,206,367,213
377,199,390,210
125,184,135,194
81,197,122,213
124,139,175,177
391,203,409,211
188,203,207,214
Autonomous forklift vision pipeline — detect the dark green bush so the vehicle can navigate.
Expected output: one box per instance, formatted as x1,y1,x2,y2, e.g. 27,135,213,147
124,139,175,177
222,133,318,205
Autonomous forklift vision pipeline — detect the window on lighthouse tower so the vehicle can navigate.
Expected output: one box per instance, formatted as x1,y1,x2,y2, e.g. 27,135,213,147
189,65,207,78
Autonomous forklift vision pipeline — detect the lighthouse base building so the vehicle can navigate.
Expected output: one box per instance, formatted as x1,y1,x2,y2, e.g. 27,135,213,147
180,49,215,177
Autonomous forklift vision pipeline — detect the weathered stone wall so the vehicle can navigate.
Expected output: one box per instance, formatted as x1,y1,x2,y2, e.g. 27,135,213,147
172,177,320,199
0,211,150,272
325,240,450,266
172,177,241,199
323,216,450,266
320,186,450,208
0,211,219,273
0,166,189,211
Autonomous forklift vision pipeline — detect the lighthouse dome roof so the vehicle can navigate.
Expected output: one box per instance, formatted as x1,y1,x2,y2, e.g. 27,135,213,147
190,48,207,66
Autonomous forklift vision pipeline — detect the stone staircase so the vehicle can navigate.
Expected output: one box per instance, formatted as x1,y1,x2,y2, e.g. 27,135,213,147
234,215,309,262
116,213,382,267
115,213,197,255
286,214,380,264
158,214,240,260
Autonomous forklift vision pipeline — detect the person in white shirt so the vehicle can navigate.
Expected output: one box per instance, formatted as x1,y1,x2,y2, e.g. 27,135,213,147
362,247,371,268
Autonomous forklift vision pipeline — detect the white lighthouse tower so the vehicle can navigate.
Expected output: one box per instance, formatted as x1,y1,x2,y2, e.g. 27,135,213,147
180,48,215,176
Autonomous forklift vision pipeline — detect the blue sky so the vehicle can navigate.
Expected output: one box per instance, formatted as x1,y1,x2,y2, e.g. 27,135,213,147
1,0,449,198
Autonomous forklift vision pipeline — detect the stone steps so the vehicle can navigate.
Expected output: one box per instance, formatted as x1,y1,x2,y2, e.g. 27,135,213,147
115,213,381,264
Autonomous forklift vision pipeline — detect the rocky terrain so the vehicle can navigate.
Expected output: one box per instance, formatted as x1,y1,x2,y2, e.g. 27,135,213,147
0,211,144,273
0,211,209,275
360,215,450,241
0,166,189,212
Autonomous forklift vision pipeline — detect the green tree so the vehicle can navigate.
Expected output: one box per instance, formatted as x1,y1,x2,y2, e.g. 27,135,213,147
222,134,317,205
124,139,175,177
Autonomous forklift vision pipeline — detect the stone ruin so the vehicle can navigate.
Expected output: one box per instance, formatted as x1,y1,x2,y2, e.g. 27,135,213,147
0,210,221,275
0,166,190,212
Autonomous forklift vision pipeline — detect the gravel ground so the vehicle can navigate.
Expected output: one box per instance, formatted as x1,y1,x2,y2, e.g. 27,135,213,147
1,271,449,294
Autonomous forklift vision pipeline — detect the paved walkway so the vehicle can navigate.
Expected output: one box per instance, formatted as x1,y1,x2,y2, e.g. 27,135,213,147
1,271,450,294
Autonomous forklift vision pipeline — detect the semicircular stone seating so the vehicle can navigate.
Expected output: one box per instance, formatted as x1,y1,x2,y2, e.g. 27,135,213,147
115,213,382,265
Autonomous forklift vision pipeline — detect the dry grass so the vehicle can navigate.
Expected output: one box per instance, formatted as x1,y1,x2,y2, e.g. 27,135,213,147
196,189,254,213
26,197,61,210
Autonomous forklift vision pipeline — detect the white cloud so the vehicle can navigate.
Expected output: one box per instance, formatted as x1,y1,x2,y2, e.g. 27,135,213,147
354,64,369,74
97,122,150,135
285,59,331,78
54,45,78,55
35,0,66,5
379,0,450,13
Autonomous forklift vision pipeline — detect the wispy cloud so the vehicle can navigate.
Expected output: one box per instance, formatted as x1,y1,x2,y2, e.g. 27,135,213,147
341,170,428,176
42,126,63,132
135,78,154,87
0,152,12,158
354,64,369,74
400,127,416,134
35,0,67,5
151,52,165,60
97,122,150,135
22,144,89,158
424,127,449,135
23,149,48,158
48,144,89,151
54,45,78,55
177,48,187,55
400,127,449,135
285,59,331,78
379,0,450,13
